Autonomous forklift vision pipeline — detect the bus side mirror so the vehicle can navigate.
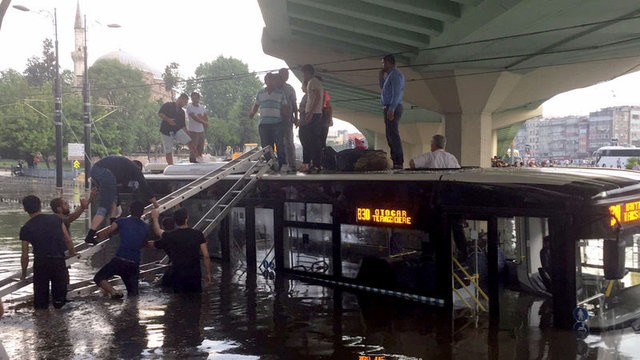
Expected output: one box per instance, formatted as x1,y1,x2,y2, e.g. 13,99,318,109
603,236,626,280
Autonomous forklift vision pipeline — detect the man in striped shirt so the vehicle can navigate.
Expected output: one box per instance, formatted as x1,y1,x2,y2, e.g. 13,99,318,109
249,73,289,170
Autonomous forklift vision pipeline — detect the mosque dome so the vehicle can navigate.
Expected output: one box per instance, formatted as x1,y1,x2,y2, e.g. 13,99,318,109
95,50,161,78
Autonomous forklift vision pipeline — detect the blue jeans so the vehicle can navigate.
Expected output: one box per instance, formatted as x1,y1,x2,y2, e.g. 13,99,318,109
384,104,404,167
259,122,286,168
90,165,117,217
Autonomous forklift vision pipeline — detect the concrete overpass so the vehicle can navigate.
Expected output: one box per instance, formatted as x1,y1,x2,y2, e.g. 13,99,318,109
258,0,640,167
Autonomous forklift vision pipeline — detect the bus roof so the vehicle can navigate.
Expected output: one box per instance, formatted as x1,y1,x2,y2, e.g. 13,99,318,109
145,165,640,203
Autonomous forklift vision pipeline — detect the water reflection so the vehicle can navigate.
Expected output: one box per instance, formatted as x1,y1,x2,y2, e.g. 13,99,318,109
162,293,207,358
33,310,74,359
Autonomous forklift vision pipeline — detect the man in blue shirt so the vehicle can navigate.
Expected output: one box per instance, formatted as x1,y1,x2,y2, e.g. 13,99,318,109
379,54,405,169
93,201,150,298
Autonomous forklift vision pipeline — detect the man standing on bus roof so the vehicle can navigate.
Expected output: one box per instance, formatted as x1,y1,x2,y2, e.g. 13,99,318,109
379,54,405,169
186,92,209,163
158,93,191,165
410,134,460,169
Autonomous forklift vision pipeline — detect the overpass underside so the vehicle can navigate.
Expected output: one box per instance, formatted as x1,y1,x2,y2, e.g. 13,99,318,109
259,0,640,167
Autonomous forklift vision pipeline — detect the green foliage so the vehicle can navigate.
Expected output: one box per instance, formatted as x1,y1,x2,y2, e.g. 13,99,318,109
162,62,181,94
23,38,56,87
87,58,158,156
0,70,55,164
0,49,264,160
190,56,263,154
626,157,639,170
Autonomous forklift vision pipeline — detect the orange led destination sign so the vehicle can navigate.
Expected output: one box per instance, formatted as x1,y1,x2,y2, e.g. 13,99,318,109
609,201,640,227
357,207,412,225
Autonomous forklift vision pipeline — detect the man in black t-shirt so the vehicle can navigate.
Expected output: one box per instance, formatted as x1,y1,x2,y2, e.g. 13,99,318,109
148,207,211,293
158,93,191,165
20,195,77,309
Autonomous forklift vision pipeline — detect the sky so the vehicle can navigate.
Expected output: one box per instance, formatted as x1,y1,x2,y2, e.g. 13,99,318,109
0,0,357,133
2,0,640,121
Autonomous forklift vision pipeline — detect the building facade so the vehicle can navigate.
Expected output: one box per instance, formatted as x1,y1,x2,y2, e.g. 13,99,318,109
514,106,640,162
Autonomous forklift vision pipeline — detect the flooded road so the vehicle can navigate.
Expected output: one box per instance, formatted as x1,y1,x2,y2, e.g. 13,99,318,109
1,177,640,359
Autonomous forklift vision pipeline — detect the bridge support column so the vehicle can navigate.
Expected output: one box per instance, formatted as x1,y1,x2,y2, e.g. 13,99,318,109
427,71,529,167
444,111,493,167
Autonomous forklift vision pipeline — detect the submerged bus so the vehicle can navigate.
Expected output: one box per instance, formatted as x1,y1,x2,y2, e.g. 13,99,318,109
140,164,640,331
593,146,640,168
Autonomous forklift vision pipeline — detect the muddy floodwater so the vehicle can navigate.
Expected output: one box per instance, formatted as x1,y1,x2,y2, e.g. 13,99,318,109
1,177,640,359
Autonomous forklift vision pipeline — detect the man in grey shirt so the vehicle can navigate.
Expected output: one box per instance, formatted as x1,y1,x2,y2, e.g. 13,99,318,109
278,68,298,172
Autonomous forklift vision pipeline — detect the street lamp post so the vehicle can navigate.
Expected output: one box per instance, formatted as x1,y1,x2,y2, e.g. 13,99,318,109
53,8,63,196
14,5,63,195
83,14,91,191
82,18,120,192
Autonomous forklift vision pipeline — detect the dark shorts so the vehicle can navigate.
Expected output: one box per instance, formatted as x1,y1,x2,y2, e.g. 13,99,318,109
94,257,140,296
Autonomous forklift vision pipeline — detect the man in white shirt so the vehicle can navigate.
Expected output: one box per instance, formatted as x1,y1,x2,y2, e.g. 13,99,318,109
186,92,209,163
410,134,460,169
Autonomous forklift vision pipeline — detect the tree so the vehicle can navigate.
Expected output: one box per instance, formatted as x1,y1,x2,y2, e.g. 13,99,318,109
23,38,56,87
87,58,157,156
191,56,263,154
626,157,639,170
162,62,181,98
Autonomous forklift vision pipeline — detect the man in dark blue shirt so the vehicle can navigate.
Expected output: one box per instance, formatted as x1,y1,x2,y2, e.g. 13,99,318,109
85,156,158,244
379,54,405,169
20,195,77,309
93,201,150,298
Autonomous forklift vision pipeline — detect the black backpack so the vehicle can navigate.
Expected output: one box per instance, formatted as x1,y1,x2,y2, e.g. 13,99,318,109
322,146,338,170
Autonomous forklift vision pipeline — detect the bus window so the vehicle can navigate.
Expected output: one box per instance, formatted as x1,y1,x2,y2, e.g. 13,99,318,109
256,208,274,267
283,227,332,274
284,202,332,224
462,217,548,294
340,225,428,279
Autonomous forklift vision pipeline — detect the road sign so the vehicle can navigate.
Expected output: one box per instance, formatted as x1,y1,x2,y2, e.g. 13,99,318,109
574,322,589,339
68,143,84,160
573,307,589,322
73,160,80,169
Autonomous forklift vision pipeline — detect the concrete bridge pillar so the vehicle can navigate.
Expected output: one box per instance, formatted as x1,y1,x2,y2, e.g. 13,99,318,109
427,70,525,167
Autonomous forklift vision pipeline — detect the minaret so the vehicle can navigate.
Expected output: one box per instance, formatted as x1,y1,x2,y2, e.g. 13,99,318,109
71,1,85,88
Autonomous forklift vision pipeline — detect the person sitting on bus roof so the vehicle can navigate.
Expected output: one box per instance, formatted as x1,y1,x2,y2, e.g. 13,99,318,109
410,134,460,169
